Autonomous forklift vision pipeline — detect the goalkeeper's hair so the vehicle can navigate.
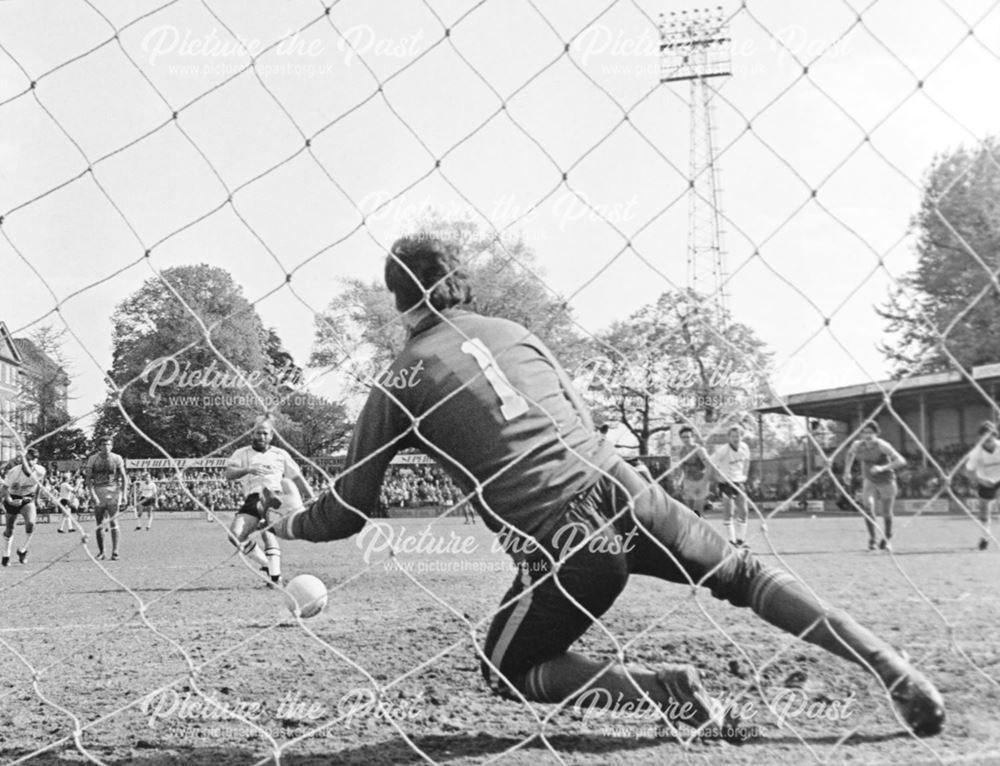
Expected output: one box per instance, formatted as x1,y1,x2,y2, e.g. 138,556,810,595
384,235,472,313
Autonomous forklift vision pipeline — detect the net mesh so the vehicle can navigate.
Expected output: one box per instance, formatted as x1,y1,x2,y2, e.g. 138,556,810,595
1,0,998,763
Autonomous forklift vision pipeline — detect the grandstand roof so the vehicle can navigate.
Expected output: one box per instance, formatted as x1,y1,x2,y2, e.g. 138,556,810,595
757,363,1000,421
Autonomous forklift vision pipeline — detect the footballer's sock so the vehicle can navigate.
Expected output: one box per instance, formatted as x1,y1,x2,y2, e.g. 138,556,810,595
110,528,120,554
862,513,877,542
95,527,104,554
735,520,748,544
20,532,33,552
242,540,269,569
265,546,281,580
883,512,893,540
722,520,736,543
3,534,13,558
749,568,899,680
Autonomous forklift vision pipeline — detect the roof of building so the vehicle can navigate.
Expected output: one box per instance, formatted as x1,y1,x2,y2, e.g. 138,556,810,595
0,323,23,366
756,363,1000,421
12,337,69,385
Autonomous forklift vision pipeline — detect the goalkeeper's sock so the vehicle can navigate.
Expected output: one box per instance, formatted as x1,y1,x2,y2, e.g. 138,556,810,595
749,567,899,679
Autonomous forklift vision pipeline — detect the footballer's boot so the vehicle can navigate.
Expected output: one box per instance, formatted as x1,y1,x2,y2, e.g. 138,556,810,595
656,664,738,735
1,555,8,567
17,549,27,564
875,653,945,736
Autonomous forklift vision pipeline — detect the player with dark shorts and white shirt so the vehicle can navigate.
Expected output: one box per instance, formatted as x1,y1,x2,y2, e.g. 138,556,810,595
965,420,1000,550
225,418,314,585
2,448,46,566
710,427,752,548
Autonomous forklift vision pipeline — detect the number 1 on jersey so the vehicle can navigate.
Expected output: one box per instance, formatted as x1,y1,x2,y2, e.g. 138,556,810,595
460,338,529,421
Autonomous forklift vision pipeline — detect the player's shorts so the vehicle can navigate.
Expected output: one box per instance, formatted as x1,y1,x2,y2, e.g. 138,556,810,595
3,496,35,517
977,482,1000,500
92,486,121,510
717,482,746,499
682,477,710,499
238,493,263,519
139,497,156,508
862,479,897,503
481,461,761,698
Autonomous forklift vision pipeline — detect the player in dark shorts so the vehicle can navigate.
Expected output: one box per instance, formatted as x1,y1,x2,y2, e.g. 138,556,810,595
965,421,1000,550
2,448,46,566
265,236,944,737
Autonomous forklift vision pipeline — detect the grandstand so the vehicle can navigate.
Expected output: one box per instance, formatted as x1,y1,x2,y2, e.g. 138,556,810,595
757,363,1000,512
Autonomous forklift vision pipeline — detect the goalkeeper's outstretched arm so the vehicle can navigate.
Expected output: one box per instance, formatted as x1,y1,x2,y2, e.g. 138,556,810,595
272,385,408,542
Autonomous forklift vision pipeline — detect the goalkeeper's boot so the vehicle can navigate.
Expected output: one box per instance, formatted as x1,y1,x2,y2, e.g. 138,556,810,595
656,664,737,735
876,653,945,736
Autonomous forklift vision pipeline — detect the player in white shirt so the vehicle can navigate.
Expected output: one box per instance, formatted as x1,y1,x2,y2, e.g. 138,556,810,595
134,473,158,531
225,418,314,585
965,420,1000,551
710,425,752,548
2,448,46,566
56,472,79,533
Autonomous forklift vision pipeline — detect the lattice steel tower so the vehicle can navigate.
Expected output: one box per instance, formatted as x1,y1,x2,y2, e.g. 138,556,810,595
659,7,732,322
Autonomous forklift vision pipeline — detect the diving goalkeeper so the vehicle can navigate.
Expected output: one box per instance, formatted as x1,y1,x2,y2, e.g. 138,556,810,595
266,235,944,737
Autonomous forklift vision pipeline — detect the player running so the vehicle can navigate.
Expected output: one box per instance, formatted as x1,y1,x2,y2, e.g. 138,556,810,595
964,420,1000,550
225,418,314,586
1,448,46,566
710,426,752,547
84,436,129,561
842,422,906,551
265,236,944,738
134,473,158,531
56,472,79,533
675,426,711,517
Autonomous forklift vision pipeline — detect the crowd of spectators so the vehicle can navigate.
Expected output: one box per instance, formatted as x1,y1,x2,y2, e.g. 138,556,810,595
24,462,467,516
15,439,983,519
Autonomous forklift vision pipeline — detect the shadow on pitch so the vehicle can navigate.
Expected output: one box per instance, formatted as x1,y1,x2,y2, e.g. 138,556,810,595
4,729,914,766
72,585,248,594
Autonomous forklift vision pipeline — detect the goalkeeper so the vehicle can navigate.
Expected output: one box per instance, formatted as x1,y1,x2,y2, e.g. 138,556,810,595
267,235,944,737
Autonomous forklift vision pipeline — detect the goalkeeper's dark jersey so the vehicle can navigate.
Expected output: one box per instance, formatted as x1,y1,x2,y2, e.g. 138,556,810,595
292,309,619,542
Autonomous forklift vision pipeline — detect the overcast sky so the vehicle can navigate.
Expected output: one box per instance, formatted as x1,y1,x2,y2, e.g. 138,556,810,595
1,0,998,429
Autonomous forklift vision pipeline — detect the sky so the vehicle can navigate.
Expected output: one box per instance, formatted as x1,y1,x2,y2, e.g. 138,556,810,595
0,0,998,431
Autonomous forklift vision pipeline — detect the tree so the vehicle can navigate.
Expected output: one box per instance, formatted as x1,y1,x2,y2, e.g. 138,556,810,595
310,218,585,391
273,394,350,458
578,290,774,454
879,137,1000,375
94,265,284,458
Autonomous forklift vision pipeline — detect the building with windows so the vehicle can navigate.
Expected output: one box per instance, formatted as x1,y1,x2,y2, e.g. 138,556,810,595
0,322,24,462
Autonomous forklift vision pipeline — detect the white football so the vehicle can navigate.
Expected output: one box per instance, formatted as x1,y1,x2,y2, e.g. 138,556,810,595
285,574,328,619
